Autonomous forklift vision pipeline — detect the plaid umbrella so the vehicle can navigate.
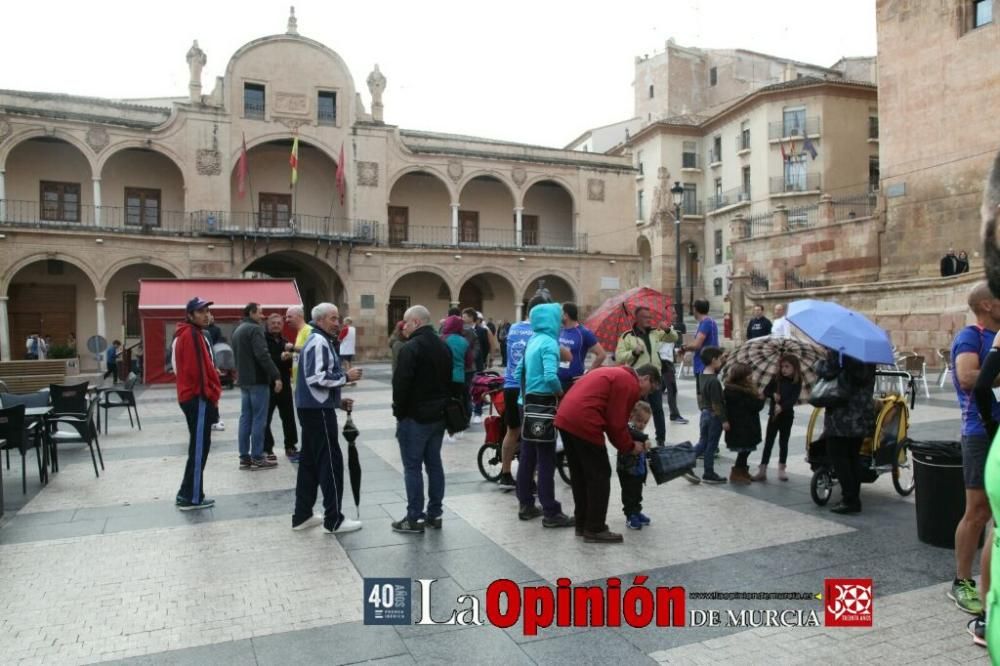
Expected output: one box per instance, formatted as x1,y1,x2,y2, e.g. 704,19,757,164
721,336,826,400
583,287,673,352
342,409,362,519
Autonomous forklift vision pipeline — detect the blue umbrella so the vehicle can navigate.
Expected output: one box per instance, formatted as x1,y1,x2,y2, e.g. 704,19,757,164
786,299,894,364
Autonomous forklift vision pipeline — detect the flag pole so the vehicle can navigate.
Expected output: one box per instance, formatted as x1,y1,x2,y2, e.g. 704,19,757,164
246,137,257,231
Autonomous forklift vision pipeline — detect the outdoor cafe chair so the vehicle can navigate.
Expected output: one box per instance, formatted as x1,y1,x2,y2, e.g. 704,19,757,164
48,398,103,477
99,372,141,435
0,404,46,494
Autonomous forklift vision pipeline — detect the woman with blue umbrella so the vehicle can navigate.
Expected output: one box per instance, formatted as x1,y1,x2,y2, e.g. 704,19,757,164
787,300,891,514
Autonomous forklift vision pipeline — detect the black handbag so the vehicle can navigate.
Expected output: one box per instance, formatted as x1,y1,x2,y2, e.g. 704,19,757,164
809,371,850,408
522,396,557,445
648,441,697,485
443,397,469,435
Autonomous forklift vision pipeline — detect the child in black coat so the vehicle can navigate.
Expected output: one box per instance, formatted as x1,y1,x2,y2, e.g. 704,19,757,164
724,362,766,484
753,354,803,482
618,401,652,530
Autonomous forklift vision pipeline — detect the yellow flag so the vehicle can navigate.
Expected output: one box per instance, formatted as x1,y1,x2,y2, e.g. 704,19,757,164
289,134,299,186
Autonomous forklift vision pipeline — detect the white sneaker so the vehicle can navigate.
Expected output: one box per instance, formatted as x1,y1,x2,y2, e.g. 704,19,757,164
292,514,323,531
212,420,226,431
444,434,456,444
454,430,464,439
327,518,362,534
471,415,483,425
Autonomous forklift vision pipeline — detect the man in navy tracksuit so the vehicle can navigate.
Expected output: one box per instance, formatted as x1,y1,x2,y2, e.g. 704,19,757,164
291,302,363,534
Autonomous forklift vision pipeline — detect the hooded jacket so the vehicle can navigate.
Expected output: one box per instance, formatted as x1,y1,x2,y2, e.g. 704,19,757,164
518,303,563,396
441,315,471,383
171,322,222,405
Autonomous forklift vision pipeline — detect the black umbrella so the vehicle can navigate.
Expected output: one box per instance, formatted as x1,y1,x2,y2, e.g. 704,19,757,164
342,408,362,519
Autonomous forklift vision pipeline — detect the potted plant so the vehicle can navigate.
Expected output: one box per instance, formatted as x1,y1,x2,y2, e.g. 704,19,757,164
47,344,79,375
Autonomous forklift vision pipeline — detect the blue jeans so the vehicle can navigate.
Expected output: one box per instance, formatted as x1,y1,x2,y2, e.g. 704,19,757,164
397,418,446,522
238,384,270,460
696,409,723,476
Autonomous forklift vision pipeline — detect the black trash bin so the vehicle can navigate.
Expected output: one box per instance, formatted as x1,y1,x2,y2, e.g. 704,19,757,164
910,440,965,549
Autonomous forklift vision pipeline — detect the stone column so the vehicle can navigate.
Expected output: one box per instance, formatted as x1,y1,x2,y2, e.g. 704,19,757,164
818,194,834,225
514,206,524,247
92,178,102,227
0,296,10,361
95,298,107,369
730,214,747,241
773,205,789,233
450,203,459,245
0,169,6,222
515,302,523,322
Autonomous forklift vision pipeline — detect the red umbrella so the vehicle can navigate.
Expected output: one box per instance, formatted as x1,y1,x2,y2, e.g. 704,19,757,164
583,287,673,352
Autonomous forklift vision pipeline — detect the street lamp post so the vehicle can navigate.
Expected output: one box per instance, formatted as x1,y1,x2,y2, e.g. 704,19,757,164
670,181,686,334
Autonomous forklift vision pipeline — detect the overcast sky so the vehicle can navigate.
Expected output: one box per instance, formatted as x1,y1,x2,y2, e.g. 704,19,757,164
2,0,877,147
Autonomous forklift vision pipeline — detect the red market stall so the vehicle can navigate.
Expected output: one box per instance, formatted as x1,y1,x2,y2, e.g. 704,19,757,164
139,279,302,384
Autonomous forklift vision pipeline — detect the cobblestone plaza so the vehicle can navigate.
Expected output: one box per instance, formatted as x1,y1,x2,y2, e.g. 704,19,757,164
0,366,989,664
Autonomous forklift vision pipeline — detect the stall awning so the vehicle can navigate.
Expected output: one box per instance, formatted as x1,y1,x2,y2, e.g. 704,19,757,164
138,279,302,310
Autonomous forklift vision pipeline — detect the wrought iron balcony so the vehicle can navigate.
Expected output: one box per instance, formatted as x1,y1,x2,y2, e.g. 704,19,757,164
705,188,752,212
191,210,378,243
387,224,587,253
767,116,821,140
769,173,822,194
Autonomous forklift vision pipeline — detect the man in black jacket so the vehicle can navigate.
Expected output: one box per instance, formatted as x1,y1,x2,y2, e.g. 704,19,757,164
745,305,772,339
391,304,453,534
231,303,281,470
263,313,299,462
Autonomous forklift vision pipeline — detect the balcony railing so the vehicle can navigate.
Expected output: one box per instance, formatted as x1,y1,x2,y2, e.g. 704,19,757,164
735,134,751,152
769,173,822,194
0,199,190,234
708,148,722,165
0,199,379,243
768,116,821,140
705,188,752,212
191,210,378,243
680,199,705,217
389,224,587,253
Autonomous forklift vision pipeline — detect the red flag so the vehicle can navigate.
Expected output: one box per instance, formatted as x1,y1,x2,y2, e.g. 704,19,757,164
336,142,346,205
237,133,249,198
779,139,787,162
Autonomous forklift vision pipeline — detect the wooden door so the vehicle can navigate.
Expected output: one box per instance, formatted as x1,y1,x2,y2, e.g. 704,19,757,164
259,193,292,228
387,297,409,334
9,284,76,358
458,281,482,314
521,214,539,246
459,211,479,243
388,206,409,245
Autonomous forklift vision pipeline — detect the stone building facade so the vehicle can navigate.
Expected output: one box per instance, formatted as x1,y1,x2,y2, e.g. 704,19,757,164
0,11,638,367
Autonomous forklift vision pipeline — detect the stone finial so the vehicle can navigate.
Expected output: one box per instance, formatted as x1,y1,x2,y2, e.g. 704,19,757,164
186,41,207,103
287,6,298,35
367,65,386,123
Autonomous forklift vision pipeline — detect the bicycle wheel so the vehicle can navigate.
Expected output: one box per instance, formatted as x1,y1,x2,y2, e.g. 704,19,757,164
477,442,502,482
811,468,834,506
556,451,572,485
892,439,915,496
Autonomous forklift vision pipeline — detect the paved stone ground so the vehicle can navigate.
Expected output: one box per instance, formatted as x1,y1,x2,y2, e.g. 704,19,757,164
0,365,990,664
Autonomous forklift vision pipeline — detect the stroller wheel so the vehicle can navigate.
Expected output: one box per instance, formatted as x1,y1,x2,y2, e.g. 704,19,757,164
810,468,834,506
556,451,572,485
477,442,502,482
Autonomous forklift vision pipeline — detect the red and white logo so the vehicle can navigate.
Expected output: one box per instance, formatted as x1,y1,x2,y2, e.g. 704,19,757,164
824,578,873,627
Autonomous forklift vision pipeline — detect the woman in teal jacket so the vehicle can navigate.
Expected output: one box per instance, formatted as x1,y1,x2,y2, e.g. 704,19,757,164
515,302,574,528
441,315,470,400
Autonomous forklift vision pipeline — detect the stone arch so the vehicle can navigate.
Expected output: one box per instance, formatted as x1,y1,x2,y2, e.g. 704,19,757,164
0,127,97,172
518,174,578,211
456,265,520,298
233,133,341,168
456,270,519,323
457,170,518,203
242,249,347,315
387,166,457,202
98,256,185,294
225,35,356,98
520,268,578,303
95,139,186,176
1,251,100,298
637,236,653,286
386,264,457,302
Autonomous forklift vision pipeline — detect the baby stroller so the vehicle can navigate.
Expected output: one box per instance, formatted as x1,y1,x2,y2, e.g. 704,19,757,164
476,381,572,485
471,371,504,419
805,370,915,505
213,342,236,389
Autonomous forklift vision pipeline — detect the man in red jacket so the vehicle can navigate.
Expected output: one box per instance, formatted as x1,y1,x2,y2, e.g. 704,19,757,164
174,297,223,510
555,364,661,543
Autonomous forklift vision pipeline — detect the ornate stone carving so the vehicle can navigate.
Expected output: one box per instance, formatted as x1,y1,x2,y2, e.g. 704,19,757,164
86,127,110,152
274,117,311,131
367,64,386,123
196,149,222,175
511,167,527,187
357,161,379,187
0,119,11,143
186,41,206,86
274,92,308,115
447,160,463,182
587,178,605,202
286,5,298,35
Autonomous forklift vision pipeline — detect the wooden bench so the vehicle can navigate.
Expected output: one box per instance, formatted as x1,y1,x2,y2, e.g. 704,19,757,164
0,360,67,394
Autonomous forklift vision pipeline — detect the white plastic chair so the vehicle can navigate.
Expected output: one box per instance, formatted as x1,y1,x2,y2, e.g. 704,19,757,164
902,355,930,399
937,349,953,388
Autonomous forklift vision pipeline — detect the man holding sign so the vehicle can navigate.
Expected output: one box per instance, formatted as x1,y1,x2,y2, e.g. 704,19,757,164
616,306,683,447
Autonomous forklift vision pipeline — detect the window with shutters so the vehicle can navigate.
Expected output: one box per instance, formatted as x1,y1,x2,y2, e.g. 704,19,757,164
259,193,291,228
244,83,265,119
40,181,81,222
125,187,161,226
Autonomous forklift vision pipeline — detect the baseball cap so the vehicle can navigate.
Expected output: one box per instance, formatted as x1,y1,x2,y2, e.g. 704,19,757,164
186,297,214,314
